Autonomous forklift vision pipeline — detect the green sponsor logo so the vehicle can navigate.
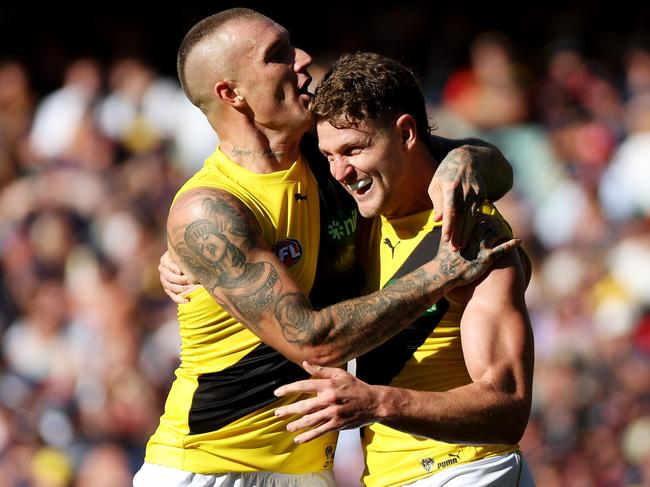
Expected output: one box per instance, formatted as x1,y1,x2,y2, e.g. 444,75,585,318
327,210,357,240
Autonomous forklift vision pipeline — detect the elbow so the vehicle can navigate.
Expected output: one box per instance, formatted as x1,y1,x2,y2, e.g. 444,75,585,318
490,415,527,445
285,320,348,366
500,398,531,445
297,344,346,368
487,165,513,202
501,421,527,445
500,167,514,200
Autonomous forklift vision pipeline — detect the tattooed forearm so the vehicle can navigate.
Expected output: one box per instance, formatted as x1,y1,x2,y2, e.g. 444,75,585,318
274,267,443,362
272,227,510,364
275,293,329,344
435,246,463,278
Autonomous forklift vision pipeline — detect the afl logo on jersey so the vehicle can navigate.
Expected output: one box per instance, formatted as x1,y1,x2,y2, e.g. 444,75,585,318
272,239,303,267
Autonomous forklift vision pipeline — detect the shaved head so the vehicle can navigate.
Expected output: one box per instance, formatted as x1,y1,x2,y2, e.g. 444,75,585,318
177,8,269,112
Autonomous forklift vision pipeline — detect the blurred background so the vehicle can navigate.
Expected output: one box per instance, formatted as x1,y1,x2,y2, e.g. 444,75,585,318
1,1,650,486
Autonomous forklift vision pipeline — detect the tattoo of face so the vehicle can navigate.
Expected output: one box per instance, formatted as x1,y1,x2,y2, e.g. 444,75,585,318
171,192,284,325
180,218,247,286
199,196,258,249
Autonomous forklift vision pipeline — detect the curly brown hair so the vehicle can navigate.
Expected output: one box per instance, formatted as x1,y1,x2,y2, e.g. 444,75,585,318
311,52,432,146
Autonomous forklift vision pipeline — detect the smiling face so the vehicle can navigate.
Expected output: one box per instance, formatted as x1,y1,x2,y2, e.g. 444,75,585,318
317,118,416,219
224,17,314,134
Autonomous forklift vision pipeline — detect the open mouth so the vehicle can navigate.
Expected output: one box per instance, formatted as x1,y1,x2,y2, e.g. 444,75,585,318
346,178,372,195
298,77,313,98
298,77,314,102
299,84,312,96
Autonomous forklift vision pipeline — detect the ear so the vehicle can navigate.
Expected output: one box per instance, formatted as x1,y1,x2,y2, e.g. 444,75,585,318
395,114,417,150
214,80,246,107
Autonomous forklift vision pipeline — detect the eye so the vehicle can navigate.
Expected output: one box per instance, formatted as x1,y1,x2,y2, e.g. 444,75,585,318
266,40,294,64
344,146,362,157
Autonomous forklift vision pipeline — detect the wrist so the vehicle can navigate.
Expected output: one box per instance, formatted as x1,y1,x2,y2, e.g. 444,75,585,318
374,385,409,422
373,386,392,421
425,258,461,293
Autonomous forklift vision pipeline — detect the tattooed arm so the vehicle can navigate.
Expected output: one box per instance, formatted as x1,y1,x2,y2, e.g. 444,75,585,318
168,187,519,366
275,250,534,445
428,136,513,250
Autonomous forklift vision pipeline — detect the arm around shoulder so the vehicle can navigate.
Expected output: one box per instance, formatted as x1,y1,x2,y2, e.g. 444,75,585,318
167,187,521,368
430,135,513,201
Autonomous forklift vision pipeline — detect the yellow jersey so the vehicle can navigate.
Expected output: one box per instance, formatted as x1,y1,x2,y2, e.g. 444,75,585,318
145,142,362,474
357,208,518,487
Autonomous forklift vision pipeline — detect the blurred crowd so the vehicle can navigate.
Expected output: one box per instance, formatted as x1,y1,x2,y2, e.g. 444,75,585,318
1,28,650,487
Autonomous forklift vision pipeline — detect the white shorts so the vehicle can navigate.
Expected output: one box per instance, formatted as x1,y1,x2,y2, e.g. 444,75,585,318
402,452,535,487
132,462,336,487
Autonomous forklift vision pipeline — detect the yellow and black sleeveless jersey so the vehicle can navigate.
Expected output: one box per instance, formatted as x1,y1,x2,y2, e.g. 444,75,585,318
145,139,362,475
357,206,519,487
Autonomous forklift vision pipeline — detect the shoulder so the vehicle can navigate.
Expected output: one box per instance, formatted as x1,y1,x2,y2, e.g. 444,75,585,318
168,187,261,238
172,187,257,217
448,248,527,307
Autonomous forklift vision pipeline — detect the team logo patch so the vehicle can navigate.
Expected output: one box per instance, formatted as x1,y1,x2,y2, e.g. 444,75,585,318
272,239,303,267
323,444,335,469
421,457,435,472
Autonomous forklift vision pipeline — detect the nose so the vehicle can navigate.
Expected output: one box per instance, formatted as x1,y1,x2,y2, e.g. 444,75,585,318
330,156,355,183
294,47,313,72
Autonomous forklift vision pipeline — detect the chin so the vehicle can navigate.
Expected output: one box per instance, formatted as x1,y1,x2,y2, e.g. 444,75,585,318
356,192,388,218
357,204,380,219
293,111,312,131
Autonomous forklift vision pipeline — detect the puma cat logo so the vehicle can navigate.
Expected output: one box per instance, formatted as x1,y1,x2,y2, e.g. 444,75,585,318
383,237,400,258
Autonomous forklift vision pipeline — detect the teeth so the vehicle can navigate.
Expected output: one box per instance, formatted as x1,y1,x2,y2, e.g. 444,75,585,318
347,179,371,192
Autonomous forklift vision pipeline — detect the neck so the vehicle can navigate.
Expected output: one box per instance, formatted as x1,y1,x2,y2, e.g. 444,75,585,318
212,112,306,173
386,143,439,219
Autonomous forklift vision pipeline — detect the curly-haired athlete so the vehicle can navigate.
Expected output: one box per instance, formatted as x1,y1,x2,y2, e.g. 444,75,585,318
275,53,536,487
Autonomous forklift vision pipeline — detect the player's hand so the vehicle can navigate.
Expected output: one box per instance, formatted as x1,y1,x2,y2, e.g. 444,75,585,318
159,250,198,304
436,210,520,287
429,146,486,251
274,362,379,444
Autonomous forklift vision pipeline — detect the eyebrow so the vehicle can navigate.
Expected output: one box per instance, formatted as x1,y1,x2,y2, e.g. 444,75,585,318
262,28,291,59
320,138,368,157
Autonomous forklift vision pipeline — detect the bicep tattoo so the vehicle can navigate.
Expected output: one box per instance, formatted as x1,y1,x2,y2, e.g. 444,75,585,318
170,191,281,327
